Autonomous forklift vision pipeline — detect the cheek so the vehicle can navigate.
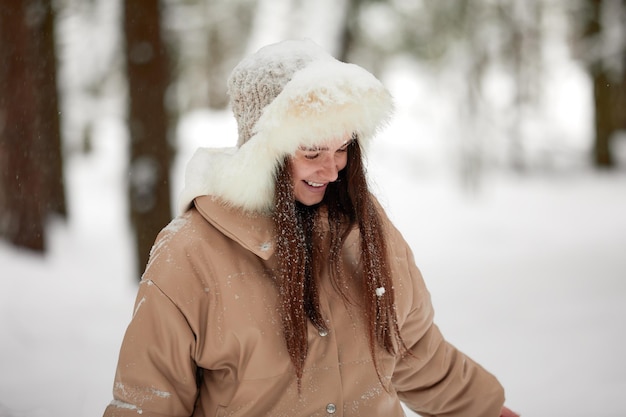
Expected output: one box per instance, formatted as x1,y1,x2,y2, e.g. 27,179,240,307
290,161,304,183
290,158,319,180
289,160,313,191
337,153,348,171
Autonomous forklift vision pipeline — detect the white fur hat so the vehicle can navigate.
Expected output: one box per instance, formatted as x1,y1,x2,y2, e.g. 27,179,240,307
179,39,394,214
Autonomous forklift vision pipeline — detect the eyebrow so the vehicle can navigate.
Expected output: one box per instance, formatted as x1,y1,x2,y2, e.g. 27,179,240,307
299,139,353,152
299,146,328,152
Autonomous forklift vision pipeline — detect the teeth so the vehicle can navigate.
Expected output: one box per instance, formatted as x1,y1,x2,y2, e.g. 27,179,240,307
306,180,325,187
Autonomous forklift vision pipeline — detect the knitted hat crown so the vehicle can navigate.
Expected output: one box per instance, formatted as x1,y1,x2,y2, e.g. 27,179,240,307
227,40,333,146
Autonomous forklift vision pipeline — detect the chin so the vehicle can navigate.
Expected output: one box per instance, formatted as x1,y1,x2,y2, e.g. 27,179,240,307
298,199,322,207
295,194,324,206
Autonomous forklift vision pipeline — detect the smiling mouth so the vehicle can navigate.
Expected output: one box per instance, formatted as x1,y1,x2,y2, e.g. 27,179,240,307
305,180,326,188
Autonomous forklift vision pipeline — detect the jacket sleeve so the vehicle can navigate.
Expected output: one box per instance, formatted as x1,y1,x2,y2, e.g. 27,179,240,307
391,244,505,417
103,276,200,417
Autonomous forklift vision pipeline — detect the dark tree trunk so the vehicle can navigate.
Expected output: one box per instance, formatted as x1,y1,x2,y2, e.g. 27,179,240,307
123,0,173,277
0,0,65,251
584,0,626,168
337,0,359,63
593,73,616,167
36,0,66,216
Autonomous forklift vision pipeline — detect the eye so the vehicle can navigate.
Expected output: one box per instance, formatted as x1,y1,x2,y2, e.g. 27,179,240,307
337,139,354,153
298,146,322,160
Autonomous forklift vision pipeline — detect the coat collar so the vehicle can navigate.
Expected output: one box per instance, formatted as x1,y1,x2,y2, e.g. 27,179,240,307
193,195,276,260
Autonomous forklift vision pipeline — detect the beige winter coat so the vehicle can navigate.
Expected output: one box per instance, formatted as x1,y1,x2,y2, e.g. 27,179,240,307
104,195,504,417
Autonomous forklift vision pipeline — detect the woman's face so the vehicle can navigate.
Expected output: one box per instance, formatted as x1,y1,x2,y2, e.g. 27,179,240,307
290,134,352,206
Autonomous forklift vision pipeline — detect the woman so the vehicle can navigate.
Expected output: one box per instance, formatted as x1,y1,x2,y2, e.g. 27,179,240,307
104,39,519,417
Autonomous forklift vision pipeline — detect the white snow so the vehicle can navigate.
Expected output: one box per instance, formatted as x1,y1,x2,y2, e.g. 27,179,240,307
108,399,140,412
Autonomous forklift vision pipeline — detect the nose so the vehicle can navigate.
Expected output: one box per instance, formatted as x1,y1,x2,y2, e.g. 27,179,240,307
318,153,340,181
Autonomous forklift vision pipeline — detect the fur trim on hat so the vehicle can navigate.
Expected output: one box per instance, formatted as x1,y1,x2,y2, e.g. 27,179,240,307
178,40,393,214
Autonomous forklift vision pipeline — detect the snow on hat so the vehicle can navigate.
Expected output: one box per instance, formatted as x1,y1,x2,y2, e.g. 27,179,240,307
179,39,393,214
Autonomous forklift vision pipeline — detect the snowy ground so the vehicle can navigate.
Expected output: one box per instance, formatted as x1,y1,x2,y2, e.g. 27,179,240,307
2,77,626,416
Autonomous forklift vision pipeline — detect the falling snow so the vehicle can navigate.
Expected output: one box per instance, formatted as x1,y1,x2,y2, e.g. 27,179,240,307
1,6,626,417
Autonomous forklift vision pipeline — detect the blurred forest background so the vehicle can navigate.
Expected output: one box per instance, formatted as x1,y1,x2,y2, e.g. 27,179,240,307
1,0,625,276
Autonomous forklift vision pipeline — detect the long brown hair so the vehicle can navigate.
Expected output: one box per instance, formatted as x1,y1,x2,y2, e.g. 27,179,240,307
272,138,406,387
